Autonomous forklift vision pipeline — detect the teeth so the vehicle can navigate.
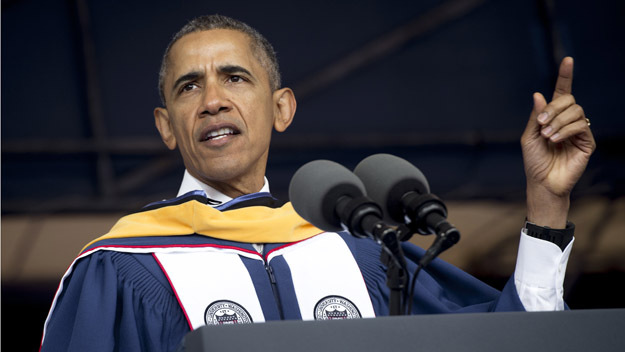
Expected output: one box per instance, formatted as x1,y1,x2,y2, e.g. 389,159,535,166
206,127,234,140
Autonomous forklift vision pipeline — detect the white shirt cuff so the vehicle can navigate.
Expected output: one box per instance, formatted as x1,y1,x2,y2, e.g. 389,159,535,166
514,230,574,311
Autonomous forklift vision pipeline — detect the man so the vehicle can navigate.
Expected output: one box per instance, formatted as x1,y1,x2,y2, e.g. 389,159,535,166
40,14,595,352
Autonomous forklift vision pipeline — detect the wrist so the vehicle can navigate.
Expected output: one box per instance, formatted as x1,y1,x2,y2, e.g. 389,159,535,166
526,182,570,228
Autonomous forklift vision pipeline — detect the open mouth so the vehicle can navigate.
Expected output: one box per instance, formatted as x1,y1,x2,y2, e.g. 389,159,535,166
201,126,240,142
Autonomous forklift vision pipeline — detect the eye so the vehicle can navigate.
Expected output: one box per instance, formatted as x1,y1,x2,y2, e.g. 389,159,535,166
228,75,245,83
180,82,198,93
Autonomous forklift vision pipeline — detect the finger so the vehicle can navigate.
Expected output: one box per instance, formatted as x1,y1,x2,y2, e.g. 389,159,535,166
548,118,590,143
553,57,574,100
536,94,576,126
540,104,585,139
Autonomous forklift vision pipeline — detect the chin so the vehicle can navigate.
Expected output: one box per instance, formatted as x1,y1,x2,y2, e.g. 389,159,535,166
198,162,253,182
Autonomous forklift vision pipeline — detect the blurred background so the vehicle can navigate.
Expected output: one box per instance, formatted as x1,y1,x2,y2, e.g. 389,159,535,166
2,0,624,350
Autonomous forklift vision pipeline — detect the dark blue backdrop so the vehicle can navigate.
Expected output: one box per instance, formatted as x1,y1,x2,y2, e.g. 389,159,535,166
3,0,623,212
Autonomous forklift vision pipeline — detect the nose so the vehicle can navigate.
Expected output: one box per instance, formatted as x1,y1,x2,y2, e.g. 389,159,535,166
199,82,232,116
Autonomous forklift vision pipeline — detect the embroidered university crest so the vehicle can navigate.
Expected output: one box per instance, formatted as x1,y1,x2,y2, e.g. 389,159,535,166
204,300,253,325
314,296,362,320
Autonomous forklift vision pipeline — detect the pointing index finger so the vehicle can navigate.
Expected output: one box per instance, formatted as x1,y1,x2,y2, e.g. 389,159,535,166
553,57,574,100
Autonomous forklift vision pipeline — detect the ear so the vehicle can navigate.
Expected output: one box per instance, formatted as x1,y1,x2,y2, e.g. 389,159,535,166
272,88,296,132
154,107,177,150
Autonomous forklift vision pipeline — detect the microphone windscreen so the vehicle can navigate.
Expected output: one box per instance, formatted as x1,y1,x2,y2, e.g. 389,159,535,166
354,154,429,224
289,160,366,232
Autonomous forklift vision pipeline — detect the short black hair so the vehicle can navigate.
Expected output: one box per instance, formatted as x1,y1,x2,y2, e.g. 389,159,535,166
158,14,281,106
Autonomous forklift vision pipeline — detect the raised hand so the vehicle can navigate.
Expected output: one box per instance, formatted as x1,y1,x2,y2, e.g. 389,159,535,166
520,57,596,228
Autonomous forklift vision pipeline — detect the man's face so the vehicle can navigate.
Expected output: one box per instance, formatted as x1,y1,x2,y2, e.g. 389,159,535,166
155,29,292,196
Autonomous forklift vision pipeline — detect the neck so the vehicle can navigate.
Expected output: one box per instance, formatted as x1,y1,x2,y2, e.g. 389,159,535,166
180,169,268,199
204,178,264,199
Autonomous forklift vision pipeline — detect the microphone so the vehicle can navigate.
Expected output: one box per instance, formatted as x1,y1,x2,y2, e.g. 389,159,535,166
353,154,460,265
289,159,409,315
288,159,389,240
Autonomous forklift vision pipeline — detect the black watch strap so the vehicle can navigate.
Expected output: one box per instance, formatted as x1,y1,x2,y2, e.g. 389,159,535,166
523,221,575,251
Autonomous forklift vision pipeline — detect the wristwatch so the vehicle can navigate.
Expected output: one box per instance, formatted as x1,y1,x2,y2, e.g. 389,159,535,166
523,220,575,251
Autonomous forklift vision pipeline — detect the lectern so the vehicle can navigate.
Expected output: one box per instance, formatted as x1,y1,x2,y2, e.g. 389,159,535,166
179,309,625,352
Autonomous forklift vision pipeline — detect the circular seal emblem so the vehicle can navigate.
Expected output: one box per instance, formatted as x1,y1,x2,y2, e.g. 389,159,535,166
204,300,253,325
314,295,362,320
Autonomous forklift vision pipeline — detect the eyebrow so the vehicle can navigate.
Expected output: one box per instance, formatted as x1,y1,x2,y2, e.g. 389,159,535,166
218,65,254,79
171,65,255,94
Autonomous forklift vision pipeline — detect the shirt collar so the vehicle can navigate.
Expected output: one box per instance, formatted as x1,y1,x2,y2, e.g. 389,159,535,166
176,170,270,206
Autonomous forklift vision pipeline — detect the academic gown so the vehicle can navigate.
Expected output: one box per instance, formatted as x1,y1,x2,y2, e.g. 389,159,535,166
40,193,524,352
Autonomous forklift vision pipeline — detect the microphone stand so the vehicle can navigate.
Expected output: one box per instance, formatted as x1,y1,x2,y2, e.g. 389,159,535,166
363,216,408,315
376,225,408,316
338,196,409,315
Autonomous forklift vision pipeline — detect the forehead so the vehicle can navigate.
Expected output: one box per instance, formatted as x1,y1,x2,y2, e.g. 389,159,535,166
166,29,263,80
